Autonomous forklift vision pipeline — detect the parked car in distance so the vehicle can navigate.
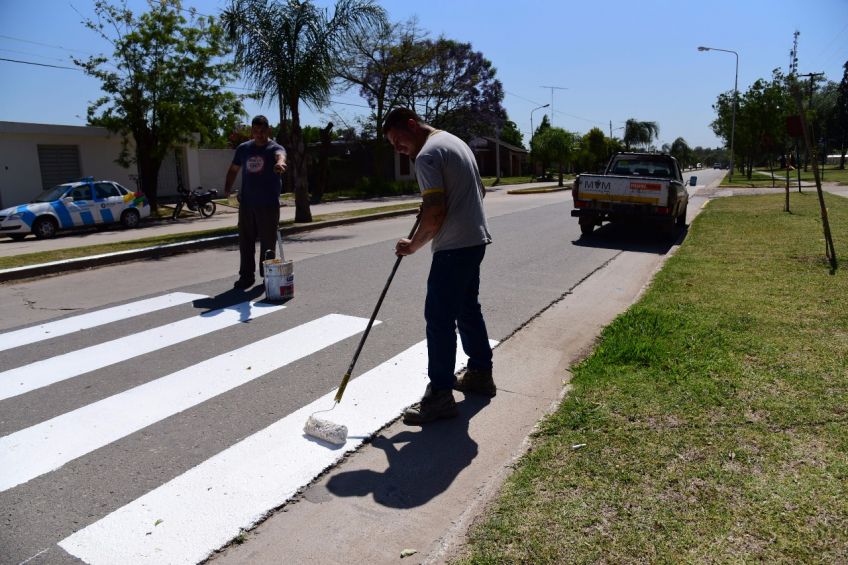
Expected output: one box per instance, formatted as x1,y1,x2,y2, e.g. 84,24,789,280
0,177,149,240
713,163,721,169
696,162,702,169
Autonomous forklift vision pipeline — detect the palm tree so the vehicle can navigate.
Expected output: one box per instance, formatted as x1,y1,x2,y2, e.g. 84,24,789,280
222,0,386,222
623,119,660,151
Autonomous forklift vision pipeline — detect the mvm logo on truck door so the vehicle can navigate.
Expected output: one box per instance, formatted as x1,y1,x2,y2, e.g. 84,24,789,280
583,180,611,191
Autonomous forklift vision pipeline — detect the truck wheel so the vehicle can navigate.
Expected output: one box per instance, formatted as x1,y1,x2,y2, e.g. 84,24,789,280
32,217,58,239
579,219,595,236
676,205,688,227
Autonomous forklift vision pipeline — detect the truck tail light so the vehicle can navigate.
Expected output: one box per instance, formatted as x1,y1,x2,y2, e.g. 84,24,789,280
655,206,671,214
574,200,589,208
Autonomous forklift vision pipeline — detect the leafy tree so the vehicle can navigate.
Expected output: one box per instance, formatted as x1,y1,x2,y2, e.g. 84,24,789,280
623,119,659,151
223,0,386,223
498,120,524,149
711,70,792,178
422,39,507,141
74,0,244,210
529,114,550,177
534,127,577,186
337,16,429,178
583,127,608,170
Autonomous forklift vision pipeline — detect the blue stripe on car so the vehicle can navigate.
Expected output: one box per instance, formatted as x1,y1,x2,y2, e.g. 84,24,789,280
50,202,74,227
79,211,95,225
100,209,114,223
21,210,36,228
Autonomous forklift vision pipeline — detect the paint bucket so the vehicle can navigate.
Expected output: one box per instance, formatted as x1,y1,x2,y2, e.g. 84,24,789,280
689,176,697,186
263,259,294,300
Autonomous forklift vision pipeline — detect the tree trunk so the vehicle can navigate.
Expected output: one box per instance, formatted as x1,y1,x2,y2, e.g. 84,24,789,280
278,94,292,194
136,141,162,211
289,104,312,223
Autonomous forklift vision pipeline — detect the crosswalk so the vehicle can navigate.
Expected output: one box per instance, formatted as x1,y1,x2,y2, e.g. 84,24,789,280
0,292,493,565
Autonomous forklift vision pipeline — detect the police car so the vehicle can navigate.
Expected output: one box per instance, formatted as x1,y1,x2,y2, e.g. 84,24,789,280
0,178,150,240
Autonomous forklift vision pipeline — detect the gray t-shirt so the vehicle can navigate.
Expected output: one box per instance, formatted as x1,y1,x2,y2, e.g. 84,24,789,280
415,130,492,253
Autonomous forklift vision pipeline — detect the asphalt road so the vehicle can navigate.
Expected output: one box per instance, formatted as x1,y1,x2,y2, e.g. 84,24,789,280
0,175,714,564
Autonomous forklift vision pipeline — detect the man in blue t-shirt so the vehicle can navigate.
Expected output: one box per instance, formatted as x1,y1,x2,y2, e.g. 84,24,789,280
224,116,288,288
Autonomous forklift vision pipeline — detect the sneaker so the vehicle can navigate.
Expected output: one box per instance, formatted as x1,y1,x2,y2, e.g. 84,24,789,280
403,384,459,424
454,368,496,396
233,276,255,289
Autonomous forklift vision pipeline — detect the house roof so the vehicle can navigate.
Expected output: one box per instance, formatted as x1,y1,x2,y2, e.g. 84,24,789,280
469,136,528,154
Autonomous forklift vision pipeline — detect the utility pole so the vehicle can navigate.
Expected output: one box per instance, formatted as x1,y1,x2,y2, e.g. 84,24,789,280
539,86,568,127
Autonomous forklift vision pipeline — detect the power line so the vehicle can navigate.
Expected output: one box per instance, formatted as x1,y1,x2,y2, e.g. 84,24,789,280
0,48,66,62
810,22,848,66
0,58,81,71
0,34,96,56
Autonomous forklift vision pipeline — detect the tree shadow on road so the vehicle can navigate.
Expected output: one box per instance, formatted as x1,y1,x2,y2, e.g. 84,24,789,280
325,394,491,509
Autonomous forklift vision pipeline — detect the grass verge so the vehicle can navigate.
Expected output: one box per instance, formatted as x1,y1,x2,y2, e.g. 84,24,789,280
0,202,418,270
456,192,848,563
722,166,848,187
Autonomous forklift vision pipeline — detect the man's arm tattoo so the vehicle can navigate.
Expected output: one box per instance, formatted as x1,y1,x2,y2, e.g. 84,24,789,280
422,191,444,208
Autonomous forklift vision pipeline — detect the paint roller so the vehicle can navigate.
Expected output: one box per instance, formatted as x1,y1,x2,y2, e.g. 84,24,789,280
304,216,421,445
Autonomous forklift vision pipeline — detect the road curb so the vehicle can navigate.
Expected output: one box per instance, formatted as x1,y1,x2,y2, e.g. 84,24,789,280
0,207,418,283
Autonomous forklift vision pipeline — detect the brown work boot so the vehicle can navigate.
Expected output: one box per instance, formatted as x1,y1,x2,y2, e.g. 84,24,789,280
453,368,496,396
403,384,458,424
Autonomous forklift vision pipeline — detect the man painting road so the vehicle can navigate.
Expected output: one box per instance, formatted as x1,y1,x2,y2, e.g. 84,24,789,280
383,108,495,424
225,115,287,289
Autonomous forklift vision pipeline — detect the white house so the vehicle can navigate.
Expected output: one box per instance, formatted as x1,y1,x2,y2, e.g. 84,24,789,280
0,121,202,209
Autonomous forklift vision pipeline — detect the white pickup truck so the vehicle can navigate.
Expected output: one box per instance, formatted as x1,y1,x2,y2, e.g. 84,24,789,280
571,152,689,237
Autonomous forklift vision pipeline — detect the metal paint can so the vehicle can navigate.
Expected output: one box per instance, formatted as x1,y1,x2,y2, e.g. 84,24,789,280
263,259,294,300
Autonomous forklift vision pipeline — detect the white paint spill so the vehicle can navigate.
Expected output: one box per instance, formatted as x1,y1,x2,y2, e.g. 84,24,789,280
59,337,497,565
0,300,284,402
0,314,372,492
0,292,206,353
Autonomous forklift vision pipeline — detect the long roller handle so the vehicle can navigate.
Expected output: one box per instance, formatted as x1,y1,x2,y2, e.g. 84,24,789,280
334,215,421,403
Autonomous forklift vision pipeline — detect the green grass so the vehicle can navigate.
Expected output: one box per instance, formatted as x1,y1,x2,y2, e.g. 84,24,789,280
456,192,848,564
0,202,418,270
722,165,848,187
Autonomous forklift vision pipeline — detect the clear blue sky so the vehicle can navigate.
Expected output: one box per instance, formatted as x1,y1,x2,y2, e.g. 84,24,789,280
1,0,846,150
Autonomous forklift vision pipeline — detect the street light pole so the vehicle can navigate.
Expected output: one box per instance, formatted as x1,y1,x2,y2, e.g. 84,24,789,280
531,103,549,178
699,46,738,182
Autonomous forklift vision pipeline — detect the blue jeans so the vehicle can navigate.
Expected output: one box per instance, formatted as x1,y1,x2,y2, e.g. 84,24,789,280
425,244,493,390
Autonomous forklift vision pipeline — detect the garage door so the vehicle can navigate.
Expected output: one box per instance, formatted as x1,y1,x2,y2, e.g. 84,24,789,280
37,145,81,191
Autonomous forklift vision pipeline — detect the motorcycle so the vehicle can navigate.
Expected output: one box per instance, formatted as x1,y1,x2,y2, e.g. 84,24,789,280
172,185,218,220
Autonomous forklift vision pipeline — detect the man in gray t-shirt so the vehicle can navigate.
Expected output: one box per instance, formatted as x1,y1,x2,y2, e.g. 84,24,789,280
384,108,495,425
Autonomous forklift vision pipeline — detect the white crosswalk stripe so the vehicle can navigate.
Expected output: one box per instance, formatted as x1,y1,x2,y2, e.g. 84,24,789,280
2,292,499,565
0,292,206,353
0,300,284,401
0,314,374,493
58,337,497,565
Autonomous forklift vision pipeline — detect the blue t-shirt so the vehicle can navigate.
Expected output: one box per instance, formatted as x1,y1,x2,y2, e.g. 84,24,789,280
232,140,286,206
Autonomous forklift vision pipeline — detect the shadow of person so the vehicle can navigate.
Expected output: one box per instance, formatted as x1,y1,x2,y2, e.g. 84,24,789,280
192,285,269,314
325,394,491,509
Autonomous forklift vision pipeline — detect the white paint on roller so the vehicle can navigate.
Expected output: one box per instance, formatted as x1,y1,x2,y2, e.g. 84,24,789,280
59,336,498,565
0,300,283,402
0,292,206,353
0,314,372,493
303,415,348,445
